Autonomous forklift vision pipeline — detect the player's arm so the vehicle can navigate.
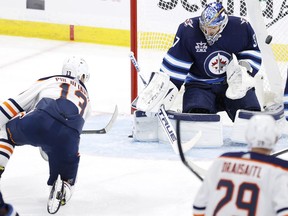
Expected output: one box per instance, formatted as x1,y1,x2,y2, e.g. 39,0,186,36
193,181,209,216
236,20,262,77
0,79,46,126
272,172,288,215
160,23,194,90
192,161,219,216
225,20,262,99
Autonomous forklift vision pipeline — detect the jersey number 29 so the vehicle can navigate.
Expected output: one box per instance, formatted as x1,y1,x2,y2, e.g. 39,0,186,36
214,179,259,216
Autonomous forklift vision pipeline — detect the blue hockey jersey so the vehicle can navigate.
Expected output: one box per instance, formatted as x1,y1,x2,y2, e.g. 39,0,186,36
160,16,262,89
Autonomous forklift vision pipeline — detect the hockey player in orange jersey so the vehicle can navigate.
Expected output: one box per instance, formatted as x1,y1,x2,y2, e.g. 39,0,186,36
0,56,91,214
193,115,288,216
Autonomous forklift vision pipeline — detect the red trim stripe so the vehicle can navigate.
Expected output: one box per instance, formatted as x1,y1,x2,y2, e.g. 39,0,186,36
70,25,74,41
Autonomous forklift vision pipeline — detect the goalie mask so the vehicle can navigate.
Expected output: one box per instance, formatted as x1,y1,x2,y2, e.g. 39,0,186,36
199,2,228,46
62,56,90,83
245,115,279,150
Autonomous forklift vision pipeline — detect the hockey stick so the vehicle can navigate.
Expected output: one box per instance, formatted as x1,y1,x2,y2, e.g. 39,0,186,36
82,105,118,134
129,52,199,154
176,120,205,181
129,52,179,153
129,52,147,86
157,104,181,153
272,148,288,157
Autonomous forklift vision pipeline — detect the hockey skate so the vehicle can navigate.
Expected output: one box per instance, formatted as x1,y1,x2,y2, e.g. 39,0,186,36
47,175,65,214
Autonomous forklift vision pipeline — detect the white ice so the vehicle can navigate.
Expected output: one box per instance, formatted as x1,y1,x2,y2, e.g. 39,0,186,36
0,35,287,216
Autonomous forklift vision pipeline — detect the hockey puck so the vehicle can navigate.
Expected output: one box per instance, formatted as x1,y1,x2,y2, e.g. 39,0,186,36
265,35,273,44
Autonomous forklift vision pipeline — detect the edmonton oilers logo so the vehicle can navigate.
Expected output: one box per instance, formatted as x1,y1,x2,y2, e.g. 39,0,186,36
204,51,231,77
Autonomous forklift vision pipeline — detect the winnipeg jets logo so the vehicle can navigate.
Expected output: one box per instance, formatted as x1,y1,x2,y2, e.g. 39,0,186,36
195,41,208,52
184,18,193,28
204,51,231,77
211,53,227,73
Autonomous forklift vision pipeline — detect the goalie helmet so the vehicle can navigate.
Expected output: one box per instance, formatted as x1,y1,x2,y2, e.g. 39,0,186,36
199,2,228,46
245,115,279,150
62,56,90,83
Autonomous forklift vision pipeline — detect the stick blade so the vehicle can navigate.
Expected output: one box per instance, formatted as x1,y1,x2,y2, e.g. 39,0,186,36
82,105,118,134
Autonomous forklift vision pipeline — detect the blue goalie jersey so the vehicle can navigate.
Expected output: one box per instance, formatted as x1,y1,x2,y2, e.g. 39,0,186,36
160,16,262,89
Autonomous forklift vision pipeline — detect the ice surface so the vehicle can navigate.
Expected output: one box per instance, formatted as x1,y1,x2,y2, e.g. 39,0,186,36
0,35,287,216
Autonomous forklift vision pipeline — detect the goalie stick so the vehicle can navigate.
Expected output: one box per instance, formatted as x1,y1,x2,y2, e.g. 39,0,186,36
129,52,199,154
82,105,118,134
176,120,205,181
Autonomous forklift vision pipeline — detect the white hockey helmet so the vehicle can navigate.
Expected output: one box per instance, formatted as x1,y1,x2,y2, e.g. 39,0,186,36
245,115,279,150
199,2,228,46
62,56,90,83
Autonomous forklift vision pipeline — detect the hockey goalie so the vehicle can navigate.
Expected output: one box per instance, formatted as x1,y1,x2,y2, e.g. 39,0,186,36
132,1,285,147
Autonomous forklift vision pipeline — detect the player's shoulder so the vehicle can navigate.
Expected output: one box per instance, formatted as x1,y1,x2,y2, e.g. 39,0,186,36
227,16,251,27
37,75,88,91
178,16,200,31
176,16,203,42
220,151,247,159
220,151,288,170
37,75,69,81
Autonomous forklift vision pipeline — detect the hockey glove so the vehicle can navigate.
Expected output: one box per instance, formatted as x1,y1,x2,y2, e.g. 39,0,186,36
226,54,255,100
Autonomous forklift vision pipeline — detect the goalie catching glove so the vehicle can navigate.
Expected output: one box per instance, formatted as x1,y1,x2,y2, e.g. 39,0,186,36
133,72,178,112
225,54,255,100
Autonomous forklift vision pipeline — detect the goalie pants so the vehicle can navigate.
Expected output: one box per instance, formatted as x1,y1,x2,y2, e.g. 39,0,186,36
182,83,261,122
4,98,83,186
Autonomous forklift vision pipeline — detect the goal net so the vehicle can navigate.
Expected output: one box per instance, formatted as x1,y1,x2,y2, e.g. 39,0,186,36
131,0,288,109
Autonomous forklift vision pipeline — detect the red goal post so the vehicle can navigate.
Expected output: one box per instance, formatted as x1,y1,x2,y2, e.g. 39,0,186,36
130,0,288,112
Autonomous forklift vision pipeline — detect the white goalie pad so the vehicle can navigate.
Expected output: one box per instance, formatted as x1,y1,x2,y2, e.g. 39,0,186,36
132,110,158,142
134,72,178,112
226,54,255,100
158,111,223,147
132,110,223,147
231,103,285,143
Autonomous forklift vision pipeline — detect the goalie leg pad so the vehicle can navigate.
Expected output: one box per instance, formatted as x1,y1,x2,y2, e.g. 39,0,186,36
158,111,223,147
132,111,158,142
231,104,285,143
